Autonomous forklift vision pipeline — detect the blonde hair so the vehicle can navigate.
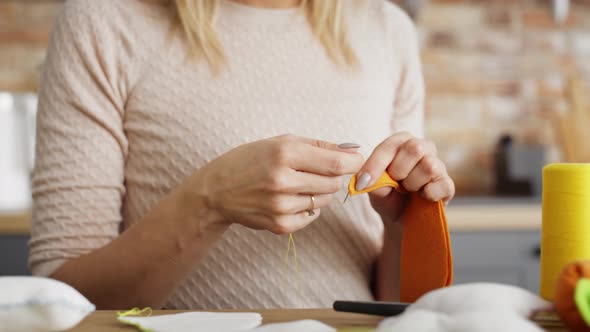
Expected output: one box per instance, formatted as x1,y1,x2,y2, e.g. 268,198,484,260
172,0,357,70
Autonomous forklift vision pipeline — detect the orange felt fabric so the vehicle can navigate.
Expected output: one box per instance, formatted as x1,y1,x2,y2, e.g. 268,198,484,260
348,172,453,302
554,261,590,332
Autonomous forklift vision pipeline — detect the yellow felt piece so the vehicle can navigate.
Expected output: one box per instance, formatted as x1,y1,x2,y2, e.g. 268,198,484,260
348,171,403,195
348,172,453,302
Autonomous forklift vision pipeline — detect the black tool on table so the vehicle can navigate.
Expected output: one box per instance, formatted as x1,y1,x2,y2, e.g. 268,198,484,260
333,301,409,316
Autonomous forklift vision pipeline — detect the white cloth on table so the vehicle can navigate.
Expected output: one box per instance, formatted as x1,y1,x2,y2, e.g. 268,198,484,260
118,312,337,332
377,283,551,332
249,319,335,332
118,311,262,332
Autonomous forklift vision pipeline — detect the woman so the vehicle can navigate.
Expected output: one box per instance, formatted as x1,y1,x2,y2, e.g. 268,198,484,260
29,0,455,309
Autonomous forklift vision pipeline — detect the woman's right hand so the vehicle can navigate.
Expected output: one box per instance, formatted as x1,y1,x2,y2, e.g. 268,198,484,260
192,134,364,234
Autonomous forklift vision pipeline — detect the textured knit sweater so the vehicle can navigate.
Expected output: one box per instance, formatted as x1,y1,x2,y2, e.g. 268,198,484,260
29,0,424,309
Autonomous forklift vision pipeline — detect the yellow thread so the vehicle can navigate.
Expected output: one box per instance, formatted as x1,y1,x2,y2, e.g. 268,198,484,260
284,233,301,294
283,234,292,272
117,307,153,317
290,233,300,288
541,163,590,300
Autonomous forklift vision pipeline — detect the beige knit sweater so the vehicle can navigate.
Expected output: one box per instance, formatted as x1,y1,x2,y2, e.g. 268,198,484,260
29,0,424,309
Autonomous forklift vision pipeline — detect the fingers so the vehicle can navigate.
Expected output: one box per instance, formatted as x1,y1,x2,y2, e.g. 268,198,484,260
269,134,454,205
263,193,332,215
291,144,364,176
387,139,437,181
290,171,344,194
390,139,454,203
357,132,455,204
270,134,364,177
283,134,340,151
268,210,322,235
286,134,360,154
265,168,344,195
356,132,413,190
401,155,445,192
222,134,356,235
423,176,455,203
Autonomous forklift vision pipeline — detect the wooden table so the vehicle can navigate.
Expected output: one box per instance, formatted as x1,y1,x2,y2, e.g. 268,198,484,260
67,309,568,331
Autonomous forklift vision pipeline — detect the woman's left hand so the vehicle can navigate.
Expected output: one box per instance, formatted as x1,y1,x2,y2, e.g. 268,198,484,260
355,132,455,222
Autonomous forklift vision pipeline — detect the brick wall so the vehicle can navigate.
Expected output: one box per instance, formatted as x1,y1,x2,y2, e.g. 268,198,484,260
0,1,62,91
2,0,589,195
399,0,590,195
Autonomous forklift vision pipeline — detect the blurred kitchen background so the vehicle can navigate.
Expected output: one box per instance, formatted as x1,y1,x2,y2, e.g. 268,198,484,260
1,0,590,294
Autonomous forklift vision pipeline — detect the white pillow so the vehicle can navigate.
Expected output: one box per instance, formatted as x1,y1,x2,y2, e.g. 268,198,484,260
0,276,95,332
378,283,551,332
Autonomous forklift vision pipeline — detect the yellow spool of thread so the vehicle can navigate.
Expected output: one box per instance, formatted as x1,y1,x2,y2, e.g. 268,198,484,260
541,163,590,300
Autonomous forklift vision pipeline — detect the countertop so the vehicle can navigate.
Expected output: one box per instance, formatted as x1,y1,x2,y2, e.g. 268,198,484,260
66,308,566,332
0,197,542,235
0,211,30,235
446,197,541,232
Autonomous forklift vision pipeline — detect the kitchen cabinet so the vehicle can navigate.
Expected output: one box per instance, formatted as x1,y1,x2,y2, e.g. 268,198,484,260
0,213,31,276
450,231,541,293
0,235,30,276
446,199,542,293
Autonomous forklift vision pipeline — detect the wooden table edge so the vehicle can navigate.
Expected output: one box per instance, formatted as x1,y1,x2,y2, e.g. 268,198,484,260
68,308,567,331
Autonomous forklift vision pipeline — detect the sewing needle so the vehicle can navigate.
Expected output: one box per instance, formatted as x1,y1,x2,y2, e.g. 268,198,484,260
336,143,361,205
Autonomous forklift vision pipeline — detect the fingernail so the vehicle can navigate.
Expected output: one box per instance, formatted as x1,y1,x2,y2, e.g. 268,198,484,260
356,172,371,191
338,142,361,149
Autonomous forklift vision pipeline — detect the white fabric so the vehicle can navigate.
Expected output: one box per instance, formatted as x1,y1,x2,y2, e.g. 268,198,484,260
249,319,335,332
118,312,262,332
0,276,95,332
378,283,551,332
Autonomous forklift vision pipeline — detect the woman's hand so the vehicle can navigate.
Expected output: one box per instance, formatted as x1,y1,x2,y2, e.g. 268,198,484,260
356,132,455,222
194,134,364,234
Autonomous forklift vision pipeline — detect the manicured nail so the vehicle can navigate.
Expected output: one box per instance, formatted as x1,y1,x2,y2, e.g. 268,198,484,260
338,142,361,149
356,172,371,191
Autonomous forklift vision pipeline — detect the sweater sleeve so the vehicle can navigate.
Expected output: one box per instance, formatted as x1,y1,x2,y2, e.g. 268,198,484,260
29,1,134,277
387,4,425,138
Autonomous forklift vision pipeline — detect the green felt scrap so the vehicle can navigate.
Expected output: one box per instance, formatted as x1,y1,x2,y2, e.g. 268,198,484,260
336,327,376,332
575,278,590,327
